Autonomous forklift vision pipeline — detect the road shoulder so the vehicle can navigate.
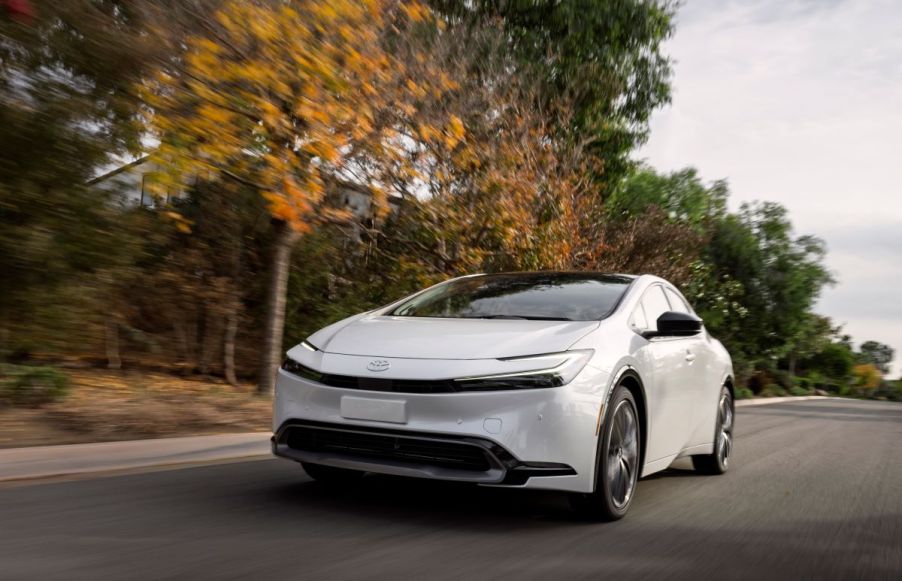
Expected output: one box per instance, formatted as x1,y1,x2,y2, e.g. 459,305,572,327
0,431,272,484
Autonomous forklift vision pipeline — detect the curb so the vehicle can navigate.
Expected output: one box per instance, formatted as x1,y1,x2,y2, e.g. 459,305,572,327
735,395,832,407
0,432,272,484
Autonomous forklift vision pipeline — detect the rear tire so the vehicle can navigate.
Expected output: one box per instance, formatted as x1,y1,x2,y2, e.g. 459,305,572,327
569,384,641,521
301,462,365,484
692,386,733,475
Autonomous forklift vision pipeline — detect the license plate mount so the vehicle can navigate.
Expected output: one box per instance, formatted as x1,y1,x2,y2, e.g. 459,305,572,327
340,396,407,424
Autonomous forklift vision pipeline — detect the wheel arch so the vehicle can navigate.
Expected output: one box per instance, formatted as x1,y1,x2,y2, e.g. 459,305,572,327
722,374,736,412
608,367,648,481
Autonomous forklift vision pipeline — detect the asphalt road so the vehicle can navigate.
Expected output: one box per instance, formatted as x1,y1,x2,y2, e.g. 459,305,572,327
0,399,900,580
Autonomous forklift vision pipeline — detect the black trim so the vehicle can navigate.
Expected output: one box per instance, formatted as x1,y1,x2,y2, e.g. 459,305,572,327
272,420,575,485
281,360,563,393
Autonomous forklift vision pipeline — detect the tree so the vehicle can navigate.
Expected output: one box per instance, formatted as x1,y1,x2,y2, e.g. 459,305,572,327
1,1,149,351
852,363,881,393
433,0,676,185
784,314,835,377
700,202,833,379
805,342,855,383
144,0,455,394
857,341,894,375
0,0,231,362
606,165,728,229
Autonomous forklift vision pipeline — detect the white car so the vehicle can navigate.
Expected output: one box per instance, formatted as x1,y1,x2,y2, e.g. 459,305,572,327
273,272,735,520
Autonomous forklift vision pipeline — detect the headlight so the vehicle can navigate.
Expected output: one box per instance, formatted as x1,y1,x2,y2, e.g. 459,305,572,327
300,340,320,352
281,357,323,382
453,349,594,391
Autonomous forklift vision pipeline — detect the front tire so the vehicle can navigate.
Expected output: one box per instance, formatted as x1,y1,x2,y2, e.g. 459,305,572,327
692,386,733,475
301,462,365,484
569,385,641,521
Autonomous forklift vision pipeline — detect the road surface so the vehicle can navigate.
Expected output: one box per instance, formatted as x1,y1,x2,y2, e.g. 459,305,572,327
0,398,899,580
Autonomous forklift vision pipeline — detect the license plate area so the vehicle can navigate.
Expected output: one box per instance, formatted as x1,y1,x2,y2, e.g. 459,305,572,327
340,396,407,424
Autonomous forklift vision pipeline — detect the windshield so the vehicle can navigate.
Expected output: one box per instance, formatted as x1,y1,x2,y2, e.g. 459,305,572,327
389,273,634,321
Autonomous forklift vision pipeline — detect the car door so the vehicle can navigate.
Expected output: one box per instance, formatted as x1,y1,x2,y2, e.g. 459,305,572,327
664,286,718,448
633,285,696,462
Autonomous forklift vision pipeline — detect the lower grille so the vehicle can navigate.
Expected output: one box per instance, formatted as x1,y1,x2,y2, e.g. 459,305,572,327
284,425,492,472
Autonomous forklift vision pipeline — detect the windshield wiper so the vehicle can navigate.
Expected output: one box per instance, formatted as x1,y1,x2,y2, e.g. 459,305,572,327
472,314,573,321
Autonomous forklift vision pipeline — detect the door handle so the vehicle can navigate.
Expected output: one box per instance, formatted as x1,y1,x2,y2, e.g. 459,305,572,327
685,351,696,362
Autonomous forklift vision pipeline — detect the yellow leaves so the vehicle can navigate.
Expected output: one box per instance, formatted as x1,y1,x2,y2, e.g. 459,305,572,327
853,364,881,390
145,0,456,233
320,206,353,223
164,211,194,234
405,79,427,99
302,139,342,164
401,1,430,22
444,115,466,149
197,103,233,127
398,101,416,117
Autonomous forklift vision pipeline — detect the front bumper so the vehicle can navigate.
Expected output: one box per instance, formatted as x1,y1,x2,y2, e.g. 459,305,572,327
272,420,575,485
273,358,611,493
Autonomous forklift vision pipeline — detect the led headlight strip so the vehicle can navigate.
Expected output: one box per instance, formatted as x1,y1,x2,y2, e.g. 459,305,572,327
452,349,594,391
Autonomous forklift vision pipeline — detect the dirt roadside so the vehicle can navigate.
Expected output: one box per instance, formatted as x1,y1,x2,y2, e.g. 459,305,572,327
0,368,271,449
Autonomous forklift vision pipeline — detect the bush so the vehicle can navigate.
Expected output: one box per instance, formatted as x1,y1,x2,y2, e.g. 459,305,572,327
0,365,69,407
760,383,787,398
735,387,754,400
789,385,812,397
773,370,793,389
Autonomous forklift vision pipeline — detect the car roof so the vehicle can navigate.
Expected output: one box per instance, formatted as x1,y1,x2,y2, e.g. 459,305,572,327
466,271,639,281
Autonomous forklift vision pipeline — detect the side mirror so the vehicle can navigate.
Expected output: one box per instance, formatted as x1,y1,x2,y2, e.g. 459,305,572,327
642,311,703,339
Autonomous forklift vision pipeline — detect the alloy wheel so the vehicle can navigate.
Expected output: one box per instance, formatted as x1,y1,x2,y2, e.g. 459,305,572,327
608,400,639,509
717,392,733,467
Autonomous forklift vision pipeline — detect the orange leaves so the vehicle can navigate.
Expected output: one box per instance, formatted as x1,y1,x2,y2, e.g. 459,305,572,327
164,211,194,234
401,2,430,22
443,115,466,149
196,103,233,128
853,364,881,391
144,0,443,233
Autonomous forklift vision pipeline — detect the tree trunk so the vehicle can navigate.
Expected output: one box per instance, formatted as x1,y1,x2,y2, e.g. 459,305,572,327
258,220,297,395
223,299,239,387
788,351,797,378
172,319,191,372
105,316,121,370
197,300,209,376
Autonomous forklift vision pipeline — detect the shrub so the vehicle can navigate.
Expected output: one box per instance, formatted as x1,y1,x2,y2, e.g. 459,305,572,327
789,386,811,397
735,386,755,400
773,370,793,389
0,366,69,407
760,383,787,398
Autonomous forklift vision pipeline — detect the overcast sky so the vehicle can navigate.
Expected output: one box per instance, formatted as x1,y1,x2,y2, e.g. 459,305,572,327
639,0,902,377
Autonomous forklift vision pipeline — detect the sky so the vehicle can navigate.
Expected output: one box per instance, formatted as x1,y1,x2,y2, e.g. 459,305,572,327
638,0,902,377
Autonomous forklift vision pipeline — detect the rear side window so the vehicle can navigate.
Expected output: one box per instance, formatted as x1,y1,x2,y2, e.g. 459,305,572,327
664,288,690,314
640,286,670,331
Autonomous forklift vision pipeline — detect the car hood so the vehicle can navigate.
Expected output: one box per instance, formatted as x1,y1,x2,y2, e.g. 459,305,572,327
308,315,599,360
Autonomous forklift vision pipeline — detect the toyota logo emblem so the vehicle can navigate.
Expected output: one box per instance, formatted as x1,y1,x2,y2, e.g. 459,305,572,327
367,360,391,372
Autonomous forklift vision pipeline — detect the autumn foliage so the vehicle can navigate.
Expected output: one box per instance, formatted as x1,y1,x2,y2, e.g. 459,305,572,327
144,0,458,232
143,0,470,392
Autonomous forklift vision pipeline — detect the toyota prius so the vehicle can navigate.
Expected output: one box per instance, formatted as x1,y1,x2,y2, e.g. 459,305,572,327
272,272,735,520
